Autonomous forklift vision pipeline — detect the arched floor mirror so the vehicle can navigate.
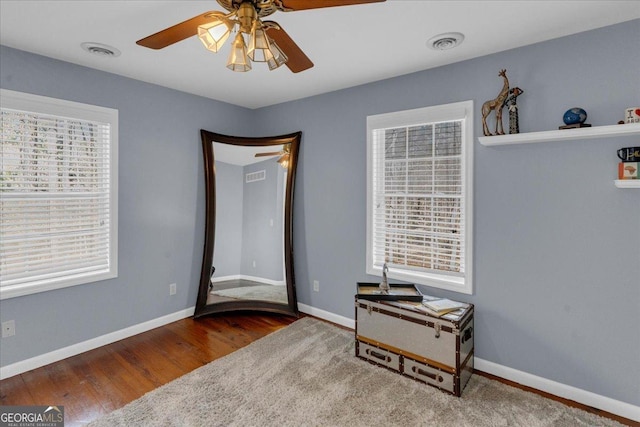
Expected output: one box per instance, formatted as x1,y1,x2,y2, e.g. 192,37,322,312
195,130,301,318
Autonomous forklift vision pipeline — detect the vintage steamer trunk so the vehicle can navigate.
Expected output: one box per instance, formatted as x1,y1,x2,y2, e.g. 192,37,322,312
355,298,474,397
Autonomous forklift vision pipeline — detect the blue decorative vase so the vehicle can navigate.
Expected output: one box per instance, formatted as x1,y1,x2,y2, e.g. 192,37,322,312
563,108,587,125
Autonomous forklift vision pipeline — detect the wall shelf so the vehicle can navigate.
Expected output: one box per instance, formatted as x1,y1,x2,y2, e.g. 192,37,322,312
614,180,640,189
478,123,640,146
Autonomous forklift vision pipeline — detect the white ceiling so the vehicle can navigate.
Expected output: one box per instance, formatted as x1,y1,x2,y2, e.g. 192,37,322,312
214,142,283,166
1,1,639,109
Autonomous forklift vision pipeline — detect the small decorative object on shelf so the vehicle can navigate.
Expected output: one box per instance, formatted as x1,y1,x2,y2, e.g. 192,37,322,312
615,146,639,185
617,146,640,162
559,123,591,129
618,162,638,179
625,107,640,124
481,69,510,136
560,107,590,129
504,87,524,134
617,146,640,180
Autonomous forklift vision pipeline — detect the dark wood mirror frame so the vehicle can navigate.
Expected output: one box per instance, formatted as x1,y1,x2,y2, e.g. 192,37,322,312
194,130,301,318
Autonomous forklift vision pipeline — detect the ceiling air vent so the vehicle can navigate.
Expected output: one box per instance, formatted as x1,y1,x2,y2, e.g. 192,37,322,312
81,42,121,57
246,170,266,183
428,33,465,51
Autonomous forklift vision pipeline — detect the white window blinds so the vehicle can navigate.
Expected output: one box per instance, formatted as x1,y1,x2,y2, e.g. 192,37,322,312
372,122,464,274
366,101,473,294
1,89,118,299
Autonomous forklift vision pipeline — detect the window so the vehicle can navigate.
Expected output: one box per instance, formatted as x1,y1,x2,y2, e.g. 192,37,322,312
366,101,473,294
1,89,118,299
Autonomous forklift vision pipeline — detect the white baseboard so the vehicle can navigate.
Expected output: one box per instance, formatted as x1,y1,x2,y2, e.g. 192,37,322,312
240,275,285,286
298,303,639,422
474,358,639,422
297,303,354,329
211,274,242,283
0,306,195,380
211,275,284,286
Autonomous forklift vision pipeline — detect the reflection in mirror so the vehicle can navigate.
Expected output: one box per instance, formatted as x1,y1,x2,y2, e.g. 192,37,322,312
209,143,287,304
195,131,300,318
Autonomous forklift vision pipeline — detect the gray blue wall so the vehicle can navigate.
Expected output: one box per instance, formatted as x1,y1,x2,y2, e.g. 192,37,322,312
240,159,285,281
212,158,285,282
1,19,639,406
0,44,257,365
253,20,640,405
212,161,244,278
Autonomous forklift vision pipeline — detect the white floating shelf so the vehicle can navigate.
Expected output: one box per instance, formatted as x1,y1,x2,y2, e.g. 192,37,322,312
479,123,640,146
614,180,640,188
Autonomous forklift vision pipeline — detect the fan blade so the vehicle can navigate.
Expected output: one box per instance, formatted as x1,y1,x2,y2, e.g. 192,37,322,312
136,11,217,49
279,0,385,11
255,152,282,157
264,22,313,73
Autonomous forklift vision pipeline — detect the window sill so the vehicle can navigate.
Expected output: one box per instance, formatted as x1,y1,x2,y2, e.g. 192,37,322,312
367,265,471,295
0,270,116,300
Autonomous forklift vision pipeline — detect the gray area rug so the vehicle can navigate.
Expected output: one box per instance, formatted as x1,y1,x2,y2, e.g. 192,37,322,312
89,317,623,427
212,284,287,304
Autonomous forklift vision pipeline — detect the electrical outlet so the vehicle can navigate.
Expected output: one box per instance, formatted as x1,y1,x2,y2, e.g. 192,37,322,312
2,320,16,338
169,283,177,296
253,260,256,268
313,280,319,292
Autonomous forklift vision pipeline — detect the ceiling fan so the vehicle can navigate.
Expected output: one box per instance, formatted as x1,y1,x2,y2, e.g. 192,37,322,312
255,145,290,167
136,0,385,73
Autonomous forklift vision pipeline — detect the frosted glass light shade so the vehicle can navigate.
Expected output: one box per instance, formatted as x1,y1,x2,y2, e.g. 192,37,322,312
278,153,290,168
266,40,288,71
198,15,233,52
247,21,272,62
227,33,252,72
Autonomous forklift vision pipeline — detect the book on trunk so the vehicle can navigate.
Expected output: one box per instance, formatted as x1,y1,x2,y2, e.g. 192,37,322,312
422,298,468,315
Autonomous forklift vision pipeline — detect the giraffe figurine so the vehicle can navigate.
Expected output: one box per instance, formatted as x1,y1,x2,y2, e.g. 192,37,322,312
504,87,524,134
481,69,510,136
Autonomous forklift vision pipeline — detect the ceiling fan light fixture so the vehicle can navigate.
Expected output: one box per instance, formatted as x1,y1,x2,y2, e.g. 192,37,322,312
266,40,288,71
247,20,273,62
227,32,252,72
197,14,234,52
277,153,290,169
140,0,364,73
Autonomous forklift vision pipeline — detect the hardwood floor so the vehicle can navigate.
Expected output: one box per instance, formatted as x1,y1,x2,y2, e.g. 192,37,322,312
0,313,297,426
